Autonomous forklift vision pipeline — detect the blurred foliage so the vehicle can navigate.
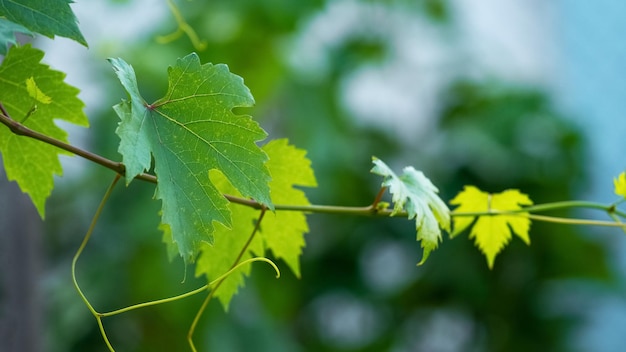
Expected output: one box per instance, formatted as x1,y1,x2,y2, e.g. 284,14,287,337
38,0,615,351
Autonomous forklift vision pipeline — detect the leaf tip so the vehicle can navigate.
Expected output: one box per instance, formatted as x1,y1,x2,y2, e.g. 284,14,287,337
416,241,437,266
486,256,496,270
416,252,430,266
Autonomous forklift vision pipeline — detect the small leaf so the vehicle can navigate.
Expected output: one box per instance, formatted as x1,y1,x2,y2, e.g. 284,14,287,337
0,0,87,46
195,139,317,310
450,186,533,269
26,77,52,104
0,45,87,217
371,157,450,265
614,172,626,198
110,54,272,263
0,18,33,55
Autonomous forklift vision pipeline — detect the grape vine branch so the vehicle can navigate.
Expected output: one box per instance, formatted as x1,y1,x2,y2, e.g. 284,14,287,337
1,104,624,226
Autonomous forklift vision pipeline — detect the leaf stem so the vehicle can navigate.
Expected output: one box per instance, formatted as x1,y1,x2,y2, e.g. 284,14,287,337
608,212,626,234
156,0,207,51
524,200,626,218
224,195,383,216
72,174,121,352
236,207,267,264
461,210,626,228
371,187,387,210
452,200,626,220
100,285,209,317
99,257,279,318
526,213,626,227
188,207,269,351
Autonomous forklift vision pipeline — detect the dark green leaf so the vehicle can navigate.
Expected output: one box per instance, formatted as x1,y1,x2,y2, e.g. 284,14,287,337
110,53,272,263
0,0,87,46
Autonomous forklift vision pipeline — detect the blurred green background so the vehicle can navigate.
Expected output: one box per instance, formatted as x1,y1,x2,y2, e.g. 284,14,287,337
2,0,626,351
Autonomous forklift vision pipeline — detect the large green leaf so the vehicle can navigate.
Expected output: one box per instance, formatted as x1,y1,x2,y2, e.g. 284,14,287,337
196,139,317,310
0,0,87,46
110,53,273,263
0,44,87,217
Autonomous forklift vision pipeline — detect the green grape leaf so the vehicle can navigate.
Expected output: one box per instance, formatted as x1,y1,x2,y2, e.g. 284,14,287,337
259,139,317,277
371,157,450,265
614,172,626,198
195,172,262,311
0,0,87,46
450,186,533,269
0,18,33,55
109,53,273,263
159,221,179,263
196,139,317,310
0,44,87,217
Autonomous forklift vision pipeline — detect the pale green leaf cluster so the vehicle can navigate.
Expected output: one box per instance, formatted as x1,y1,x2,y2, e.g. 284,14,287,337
0,44,87,217
110,54,273,264
0,0,86,47
195,139,317,310
371,157,450,265
450,186,533,269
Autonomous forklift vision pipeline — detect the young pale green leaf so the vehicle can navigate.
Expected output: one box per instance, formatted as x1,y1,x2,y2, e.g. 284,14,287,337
0,0,87,46
110,54,272,263
195,139,317,310
159,221,179,263
614,172,626,198
371,157,450,265
0,44,87,217
0,18,33,55
26,77,52,104
195,175,262,311
450,186,533,269
259,139,317,277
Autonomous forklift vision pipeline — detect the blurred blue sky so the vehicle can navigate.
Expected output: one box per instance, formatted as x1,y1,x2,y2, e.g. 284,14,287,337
554,1,626,350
